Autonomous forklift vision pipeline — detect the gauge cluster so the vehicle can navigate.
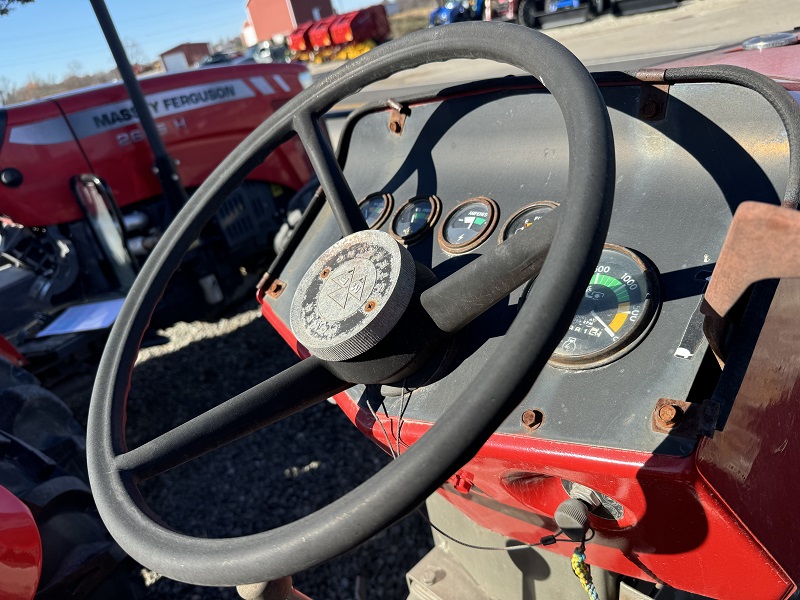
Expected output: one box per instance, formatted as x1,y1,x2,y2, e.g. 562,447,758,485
355,190,661,370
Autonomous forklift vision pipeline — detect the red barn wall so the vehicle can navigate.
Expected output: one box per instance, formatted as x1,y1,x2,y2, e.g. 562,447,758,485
247,0,334,41
159,43,211,68
293,0,334,25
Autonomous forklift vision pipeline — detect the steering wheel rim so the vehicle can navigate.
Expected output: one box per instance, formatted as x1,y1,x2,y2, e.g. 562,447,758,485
87,22,614,586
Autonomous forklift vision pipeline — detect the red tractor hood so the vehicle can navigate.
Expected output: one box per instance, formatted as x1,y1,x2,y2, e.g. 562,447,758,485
0,63,312,226
655,31,800,81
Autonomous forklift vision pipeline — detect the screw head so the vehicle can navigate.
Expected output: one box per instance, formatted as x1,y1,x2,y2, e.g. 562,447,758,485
364,300,377,313
320,267,331,279
389,120,401,134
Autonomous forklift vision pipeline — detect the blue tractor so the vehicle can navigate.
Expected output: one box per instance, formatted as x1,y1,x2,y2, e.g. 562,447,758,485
429,0,486,26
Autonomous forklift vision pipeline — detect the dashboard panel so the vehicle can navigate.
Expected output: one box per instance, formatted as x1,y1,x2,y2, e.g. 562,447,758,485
265,76,790,457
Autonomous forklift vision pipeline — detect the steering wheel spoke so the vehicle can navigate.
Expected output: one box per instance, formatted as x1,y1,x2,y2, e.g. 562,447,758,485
421,209,560,333
293,113,368,235
115,357,347,481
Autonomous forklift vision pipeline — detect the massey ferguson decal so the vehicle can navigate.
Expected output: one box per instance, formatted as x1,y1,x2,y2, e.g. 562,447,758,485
66,79,255,138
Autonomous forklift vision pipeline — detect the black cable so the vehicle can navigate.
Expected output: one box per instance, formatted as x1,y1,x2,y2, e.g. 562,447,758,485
415,507,570,552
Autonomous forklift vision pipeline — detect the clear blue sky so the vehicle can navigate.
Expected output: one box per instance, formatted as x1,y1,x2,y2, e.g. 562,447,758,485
0,0,374,88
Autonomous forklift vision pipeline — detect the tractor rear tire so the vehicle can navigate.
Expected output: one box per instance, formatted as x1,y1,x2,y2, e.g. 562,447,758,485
590,0,607,16
0,359,143,599
517,0,540,28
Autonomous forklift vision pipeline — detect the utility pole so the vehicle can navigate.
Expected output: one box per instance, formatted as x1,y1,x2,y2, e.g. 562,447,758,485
89,0,188,218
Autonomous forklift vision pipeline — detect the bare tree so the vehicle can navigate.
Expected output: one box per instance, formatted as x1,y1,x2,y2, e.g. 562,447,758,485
66,60,84,78
0,0,34,16
0,76,15,106
123,37,150,66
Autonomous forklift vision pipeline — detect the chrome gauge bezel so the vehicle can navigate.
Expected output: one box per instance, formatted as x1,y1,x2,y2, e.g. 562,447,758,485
438,196,499,254
390,194,442,245
358,193,394,230
548,243,660,370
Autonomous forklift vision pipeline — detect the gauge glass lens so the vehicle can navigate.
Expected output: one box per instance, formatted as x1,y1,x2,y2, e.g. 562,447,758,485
394,198,433,239
502,204,554,240
358,194,391,229
551,245,658,366
443,201,491,245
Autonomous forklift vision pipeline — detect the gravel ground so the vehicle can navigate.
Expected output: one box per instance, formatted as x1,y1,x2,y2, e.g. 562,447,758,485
58,302,433,600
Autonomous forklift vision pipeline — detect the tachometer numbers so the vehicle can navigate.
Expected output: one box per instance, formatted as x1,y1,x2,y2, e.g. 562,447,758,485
499,201,559,243
550,244,659,369
358,193,393,230
438,196,499,253
390,195,442,245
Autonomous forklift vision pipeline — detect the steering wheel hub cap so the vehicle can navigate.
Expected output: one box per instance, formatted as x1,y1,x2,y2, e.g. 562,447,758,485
290,230,416,361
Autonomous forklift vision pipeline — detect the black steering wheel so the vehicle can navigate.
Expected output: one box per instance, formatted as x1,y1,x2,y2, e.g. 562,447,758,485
87,22,614,587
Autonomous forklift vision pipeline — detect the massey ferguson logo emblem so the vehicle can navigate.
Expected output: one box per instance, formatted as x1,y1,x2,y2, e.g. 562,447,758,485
317,258,378,322
326,268,369,310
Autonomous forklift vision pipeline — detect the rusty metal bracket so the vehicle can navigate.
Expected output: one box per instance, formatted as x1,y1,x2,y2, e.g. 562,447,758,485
701,202,800,364
634,68,667,83
704,201,800,318
652,398,720,438
386,99,409,136
256,272,287,300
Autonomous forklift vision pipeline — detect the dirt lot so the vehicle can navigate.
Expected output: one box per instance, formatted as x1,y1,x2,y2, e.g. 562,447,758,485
313,0,800,91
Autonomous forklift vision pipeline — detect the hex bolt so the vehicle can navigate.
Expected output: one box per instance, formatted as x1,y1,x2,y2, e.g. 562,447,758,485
521,409,544,430
641,99,660,119
657,404,683,428
421,568,437,585
320,267,331,279
364,300,377,313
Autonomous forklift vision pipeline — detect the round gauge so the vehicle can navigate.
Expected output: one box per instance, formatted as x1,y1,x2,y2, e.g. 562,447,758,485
550,244,659,369
358,193,393,230
438,196,499,253
499,201,559,242
390,195,441,245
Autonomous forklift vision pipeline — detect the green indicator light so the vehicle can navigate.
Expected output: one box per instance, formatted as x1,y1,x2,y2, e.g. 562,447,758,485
474,217,486,225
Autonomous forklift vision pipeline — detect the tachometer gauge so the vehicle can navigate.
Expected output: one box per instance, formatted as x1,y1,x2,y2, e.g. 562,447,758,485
438,196,498,253
391,195,441,245
499,201,559,242
358,193,393,230
550,244,659,369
